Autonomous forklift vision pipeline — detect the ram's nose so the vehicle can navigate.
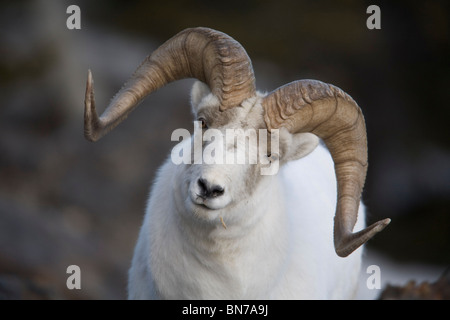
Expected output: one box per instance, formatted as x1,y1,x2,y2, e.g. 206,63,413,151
197,178,225,199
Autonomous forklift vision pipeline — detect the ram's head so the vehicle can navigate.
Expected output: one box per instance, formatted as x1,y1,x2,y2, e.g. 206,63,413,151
84,27,390,257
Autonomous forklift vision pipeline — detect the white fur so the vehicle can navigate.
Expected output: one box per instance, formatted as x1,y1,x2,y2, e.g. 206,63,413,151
127,85,365,300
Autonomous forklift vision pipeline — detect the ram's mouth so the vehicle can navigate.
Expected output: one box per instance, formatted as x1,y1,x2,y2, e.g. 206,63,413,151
192,195,216,210
193,196,209,209
185,196,227,229
189,192,228,211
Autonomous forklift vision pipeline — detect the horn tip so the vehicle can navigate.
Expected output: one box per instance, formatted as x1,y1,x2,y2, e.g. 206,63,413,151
335,217,391,258
377,218,391,230
85,69,94,96
84,69,101,142
87,69,93,86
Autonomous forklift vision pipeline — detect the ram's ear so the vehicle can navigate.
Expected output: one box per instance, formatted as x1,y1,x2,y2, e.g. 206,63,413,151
190,81,212,110
279,129,319,163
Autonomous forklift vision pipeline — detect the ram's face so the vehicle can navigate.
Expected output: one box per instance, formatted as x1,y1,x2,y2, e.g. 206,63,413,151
184,82,267,213
180,81,319,223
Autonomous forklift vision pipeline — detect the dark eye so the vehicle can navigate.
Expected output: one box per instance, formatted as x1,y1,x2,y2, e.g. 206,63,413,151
198,117,208,129
267,153,279,162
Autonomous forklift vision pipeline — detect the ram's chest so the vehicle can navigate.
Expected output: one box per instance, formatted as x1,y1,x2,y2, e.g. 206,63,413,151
177,256,246,299
150,232,282,299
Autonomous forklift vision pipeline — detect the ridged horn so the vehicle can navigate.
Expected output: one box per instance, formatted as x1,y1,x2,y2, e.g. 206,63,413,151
84,27,256,142
262,80,390,257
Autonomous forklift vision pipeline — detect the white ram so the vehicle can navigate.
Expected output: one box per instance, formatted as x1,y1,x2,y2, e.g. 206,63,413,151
83,27,390,299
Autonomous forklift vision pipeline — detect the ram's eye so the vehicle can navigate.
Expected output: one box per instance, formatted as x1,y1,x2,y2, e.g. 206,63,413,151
267,153,279,163
198,118,208,129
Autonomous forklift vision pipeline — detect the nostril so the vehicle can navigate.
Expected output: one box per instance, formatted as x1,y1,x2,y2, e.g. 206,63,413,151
197,178,224,198
211,185,224,198
198,178,208,194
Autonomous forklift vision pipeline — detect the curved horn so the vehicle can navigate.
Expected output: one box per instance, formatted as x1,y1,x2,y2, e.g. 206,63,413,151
84,27,256,142
262,80,390,257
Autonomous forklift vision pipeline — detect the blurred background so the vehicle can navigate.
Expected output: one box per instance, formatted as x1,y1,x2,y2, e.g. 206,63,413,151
0,0,449,299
